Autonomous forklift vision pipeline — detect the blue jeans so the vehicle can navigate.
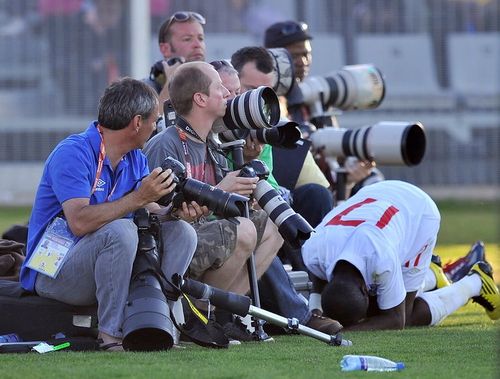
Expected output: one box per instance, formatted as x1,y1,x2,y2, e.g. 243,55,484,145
35,218,196,338
258,257,310,324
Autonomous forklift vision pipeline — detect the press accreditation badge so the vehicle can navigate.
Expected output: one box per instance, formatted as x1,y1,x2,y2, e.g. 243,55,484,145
26,217,78,278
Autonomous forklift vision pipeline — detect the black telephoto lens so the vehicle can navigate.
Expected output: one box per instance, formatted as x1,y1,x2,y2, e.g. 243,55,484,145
122,209,175,351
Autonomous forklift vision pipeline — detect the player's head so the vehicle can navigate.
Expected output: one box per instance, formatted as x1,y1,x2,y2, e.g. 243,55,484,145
321,260,369,326
158,11,206,62
264,21,312,81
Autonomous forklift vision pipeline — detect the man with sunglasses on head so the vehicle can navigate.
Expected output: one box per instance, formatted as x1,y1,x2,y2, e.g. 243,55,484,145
145,11,207,111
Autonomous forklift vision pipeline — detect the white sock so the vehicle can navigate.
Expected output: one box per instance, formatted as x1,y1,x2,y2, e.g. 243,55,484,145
418,273,482,325
308,293,323,312
423,268,437,291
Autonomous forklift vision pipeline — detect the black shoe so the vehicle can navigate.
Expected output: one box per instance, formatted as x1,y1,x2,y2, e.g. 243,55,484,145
221,317,254,342
180,312,229,348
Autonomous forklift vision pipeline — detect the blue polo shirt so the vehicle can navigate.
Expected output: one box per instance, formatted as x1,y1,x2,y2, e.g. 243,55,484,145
20,122,149,292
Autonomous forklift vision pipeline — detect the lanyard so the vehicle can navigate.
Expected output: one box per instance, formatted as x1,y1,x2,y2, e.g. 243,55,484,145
177,116,206,142
176,116,216,182
175,116,234,185
91,125,119,201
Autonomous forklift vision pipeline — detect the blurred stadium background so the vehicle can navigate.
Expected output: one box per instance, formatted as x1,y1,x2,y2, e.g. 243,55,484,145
0,0,498,205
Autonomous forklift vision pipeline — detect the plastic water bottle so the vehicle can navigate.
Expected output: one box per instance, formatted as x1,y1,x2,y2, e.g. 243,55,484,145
340,354,405,372
0,333,22,343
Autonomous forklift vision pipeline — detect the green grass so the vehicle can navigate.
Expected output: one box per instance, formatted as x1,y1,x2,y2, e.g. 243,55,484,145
437,200,499,244
0,206,31,236
0,304,498,379
0,203,498,378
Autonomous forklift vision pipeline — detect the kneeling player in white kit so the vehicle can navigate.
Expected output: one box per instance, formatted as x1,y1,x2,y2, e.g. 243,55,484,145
302,180,500,330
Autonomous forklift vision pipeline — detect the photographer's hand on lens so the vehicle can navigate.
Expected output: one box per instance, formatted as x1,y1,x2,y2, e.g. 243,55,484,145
216,170,258,196
137,167,177,205
173,200,209,223
243,135,263,161
344,158,375,185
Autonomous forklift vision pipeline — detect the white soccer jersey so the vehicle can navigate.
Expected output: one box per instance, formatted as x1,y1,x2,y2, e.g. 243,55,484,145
302,180,440,310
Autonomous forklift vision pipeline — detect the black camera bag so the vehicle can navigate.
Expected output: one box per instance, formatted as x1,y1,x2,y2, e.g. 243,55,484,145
0,280,98,341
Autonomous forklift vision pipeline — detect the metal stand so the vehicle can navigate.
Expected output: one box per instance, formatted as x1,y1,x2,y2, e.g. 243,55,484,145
178,276,352,346
247,306,351,346
218,139,270,341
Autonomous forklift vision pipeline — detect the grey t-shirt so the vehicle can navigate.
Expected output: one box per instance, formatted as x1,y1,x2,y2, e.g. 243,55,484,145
143,125,228,185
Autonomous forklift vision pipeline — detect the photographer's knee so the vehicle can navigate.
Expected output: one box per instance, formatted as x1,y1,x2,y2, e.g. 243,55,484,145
263,218,283,247
101,219,138,262
235,217,258,256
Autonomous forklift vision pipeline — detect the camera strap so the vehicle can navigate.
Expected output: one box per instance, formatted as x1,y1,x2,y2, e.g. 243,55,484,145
91,125,119,200
176,116,217,182
176,116,205,142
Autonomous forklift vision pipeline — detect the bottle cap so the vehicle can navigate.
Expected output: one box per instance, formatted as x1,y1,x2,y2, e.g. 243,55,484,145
396,362,405,371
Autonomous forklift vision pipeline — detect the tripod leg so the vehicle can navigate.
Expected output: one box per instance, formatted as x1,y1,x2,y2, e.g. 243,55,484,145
179,277,351,346
246,253,271,341
248,305,352,346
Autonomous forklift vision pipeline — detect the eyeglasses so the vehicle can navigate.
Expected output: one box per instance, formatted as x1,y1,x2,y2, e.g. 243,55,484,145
159,11,206,42
210,60,232,71
281,22,308,36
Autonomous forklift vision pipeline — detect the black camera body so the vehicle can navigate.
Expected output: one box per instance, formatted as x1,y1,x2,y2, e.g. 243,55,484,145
218,121,302,150
159,157,248,219
237,160,270,181
149,57,185,86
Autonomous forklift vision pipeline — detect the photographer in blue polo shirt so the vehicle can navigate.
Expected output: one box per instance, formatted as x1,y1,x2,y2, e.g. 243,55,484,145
20,78,198,351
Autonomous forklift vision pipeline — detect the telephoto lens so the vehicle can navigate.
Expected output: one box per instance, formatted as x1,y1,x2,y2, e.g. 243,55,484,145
239,160,314,248
122,209,175,351
297,64,385,114
212,86,281,133
218,120,301,149
267,48,295,96
310,121,426,166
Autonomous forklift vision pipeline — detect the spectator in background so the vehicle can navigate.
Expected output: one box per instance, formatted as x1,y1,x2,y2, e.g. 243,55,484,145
43,0,128,115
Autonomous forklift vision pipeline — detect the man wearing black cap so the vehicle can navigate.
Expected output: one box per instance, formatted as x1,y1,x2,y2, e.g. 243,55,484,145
264,21,312,82
264,19,383,200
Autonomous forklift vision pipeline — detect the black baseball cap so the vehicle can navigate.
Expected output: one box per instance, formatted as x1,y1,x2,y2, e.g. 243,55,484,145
264,21,312,48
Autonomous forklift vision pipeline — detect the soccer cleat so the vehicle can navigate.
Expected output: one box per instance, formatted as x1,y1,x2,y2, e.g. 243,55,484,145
468,261,500,320
429,255,451,289
444,241,486,282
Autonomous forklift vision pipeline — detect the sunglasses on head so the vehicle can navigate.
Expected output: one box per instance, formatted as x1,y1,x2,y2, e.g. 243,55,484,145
170,11,206,24
281,22,308,36
210,60,232,71
160,11,206,42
